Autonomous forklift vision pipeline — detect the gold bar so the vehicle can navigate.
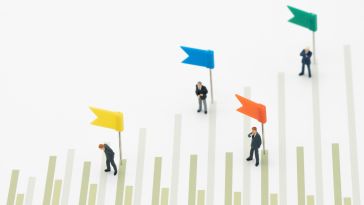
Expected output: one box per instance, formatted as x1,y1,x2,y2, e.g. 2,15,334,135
234,192,241,205
15,194,24,205
161,188,169,205
270,193,278,205
124,186,133,205
79,161,91,205
307,195,315,205
261,151,269,205
151,157,162,205
115,160,127,205
88,184,97,205
7,170,19,205
197,190,205,205
43,156,57,205
188,155,197,205
332,144,343,205
344,197,351,205
296,147,305,205
225,153,233,205
52,180,62,205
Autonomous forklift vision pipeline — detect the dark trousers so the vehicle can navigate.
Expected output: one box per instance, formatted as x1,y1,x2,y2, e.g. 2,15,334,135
249,147,259,163
301,63,311,77
106,158,118,172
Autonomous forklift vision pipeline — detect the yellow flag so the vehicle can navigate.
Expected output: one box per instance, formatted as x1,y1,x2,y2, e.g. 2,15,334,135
90,107,124,132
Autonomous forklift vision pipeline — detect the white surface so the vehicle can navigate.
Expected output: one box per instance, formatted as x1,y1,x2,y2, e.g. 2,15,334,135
1,1,364,204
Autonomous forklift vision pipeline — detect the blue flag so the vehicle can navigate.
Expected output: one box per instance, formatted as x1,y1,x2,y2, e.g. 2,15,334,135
181,46,214,69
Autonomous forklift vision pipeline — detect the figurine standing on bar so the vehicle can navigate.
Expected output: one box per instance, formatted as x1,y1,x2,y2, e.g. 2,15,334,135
246,127,262,167
99,144,118,176
195,81,208,114
299,47,313,78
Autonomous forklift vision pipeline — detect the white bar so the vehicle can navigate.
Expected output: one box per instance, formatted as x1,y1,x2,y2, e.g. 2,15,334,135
25,177,36,205
344,45,361,205
207,103,217,205
61,149,75,205
97,152,107,205
243,87,251,205
134,128,147,205
278,73,287,205
170,115,182,205
311,63,324,205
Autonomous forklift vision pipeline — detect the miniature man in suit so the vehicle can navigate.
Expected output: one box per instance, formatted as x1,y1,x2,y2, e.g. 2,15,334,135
299,47,313,78
99,144,118,175
195,81,208,114
246,127,262,167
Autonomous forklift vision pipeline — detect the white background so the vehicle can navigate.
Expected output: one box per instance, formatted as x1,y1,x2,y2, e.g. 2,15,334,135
1,0,364,204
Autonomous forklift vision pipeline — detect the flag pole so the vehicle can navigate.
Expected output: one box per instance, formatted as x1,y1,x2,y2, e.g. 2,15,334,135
118,131,122,165
312,31,316,64
209,69,214,104
261,123,266,154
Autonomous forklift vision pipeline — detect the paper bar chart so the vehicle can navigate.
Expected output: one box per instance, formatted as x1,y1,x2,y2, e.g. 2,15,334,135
4,138,360,205
3,45,361,204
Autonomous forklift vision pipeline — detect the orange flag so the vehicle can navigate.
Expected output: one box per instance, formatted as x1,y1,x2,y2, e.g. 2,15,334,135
235,94,267,124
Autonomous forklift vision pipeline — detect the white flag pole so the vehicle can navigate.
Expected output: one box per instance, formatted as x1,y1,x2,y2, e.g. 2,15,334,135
261,123,266,154
209,69,214,104
118,131,122,165
312,31,317,64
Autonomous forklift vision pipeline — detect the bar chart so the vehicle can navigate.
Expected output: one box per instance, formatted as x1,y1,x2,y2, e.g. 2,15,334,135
2,46,362,205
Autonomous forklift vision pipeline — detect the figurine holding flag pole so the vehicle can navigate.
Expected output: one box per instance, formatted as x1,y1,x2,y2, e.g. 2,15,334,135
235,94,267,154
181,46,215,103
288,5,318,64
90,107,124,164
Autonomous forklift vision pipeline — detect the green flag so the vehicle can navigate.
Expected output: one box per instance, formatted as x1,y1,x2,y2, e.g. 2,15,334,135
288,6,317,32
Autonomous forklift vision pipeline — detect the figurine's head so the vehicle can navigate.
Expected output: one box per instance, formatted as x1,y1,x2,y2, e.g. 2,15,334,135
304,47,310,52
197,81,202,88
251,127,257,134
98,144,105,150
